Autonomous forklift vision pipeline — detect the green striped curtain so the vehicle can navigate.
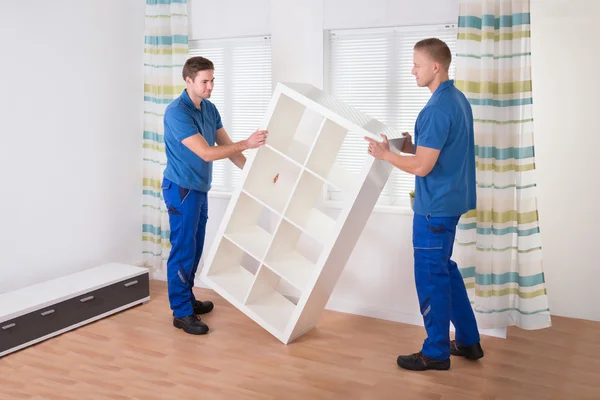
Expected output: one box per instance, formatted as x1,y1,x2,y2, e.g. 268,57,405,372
141,0,188,274
454,0,551,330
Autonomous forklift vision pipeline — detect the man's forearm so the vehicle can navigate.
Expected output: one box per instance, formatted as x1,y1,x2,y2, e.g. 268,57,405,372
201,140,248,162
230,153,246,169
383,151,423,176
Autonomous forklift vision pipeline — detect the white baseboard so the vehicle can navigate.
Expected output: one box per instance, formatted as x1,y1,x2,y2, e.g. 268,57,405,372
151,270,167,282
151,272,218,290
151,270,210,289
324,298,507,339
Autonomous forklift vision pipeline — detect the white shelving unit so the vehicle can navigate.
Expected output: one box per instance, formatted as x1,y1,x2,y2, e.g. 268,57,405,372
200,82,404,344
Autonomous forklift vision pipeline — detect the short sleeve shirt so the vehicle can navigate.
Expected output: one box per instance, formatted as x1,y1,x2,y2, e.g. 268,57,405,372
162,90,223,192
413,80,476,217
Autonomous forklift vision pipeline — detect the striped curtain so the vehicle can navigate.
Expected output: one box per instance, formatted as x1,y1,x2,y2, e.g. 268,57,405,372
454,0,551,330
141,0,188,276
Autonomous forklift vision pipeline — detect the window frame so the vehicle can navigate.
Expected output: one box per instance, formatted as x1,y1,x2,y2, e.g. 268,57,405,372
187,35,273,196
323,23,458,211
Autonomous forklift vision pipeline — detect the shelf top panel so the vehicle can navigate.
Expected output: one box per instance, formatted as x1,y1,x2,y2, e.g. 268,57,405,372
276,82,401,142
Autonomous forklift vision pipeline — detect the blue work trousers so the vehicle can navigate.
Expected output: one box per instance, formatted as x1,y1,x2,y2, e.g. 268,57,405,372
161,178,208,318
413,213,480,360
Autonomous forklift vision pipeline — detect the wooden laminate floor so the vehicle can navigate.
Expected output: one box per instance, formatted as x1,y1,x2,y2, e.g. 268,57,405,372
1,280,599,400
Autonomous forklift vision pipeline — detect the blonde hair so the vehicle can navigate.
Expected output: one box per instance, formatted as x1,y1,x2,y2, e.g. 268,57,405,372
414,38,452,71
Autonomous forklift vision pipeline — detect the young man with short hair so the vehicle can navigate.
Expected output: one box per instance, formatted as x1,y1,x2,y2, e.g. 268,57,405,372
365,38,484,371
162,56,267,335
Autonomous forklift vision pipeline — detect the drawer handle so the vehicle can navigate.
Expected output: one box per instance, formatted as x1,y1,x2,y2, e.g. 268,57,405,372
40,309,55,316
124,280,139,287
2,323,16,330
80,296,95,303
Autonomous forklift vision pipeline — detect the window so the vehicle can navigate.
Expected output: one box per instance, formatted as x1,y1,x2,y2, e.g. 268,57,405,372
188,36,272,194
326,24,457,206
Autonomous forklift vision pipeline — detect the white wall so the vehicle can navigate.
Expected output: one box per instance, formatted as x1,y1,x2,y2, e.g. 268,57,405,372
0,0,145,294
188,0,270,40
530,0,600,321
271,0,324,89
323,0,459,30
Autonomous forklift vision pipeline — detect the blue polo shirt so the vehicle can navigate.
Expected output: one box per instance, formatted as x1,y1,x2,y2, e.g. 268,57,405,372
413,80,476,217
163,90,223,192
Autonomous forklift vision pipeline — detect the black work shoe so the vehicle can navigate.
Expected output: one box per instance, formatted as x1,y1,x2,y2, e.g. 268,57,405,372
397,352,450,371
193,300,214,315
450,340,484,360
173,315,209,335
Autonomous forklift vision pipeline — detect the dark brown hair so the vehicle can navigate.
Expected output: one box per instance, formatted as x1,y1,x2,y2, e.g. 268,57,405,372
182,56,214,81
414,38,452,71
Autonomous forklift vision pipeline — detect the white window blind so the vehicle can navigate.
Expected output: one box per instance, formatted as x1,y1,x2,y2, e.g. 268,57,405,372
327,24,457,206
188,36,272,194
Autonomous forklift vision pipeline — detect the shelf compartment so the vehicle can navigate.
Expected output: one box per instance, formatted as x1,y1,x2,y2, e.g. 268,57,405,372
285,170,338,243
266,93,324,165
264,219,323,291
224,192,278,260
306,119,359,194
244,266,301,334
242,146,302,214
206,238,260,303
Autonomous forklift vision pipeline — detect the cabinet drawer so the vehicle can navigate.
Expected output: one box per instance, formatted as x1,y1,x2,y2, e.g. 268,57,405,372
64,273,150,324
0,306,65,353
0,273,149,354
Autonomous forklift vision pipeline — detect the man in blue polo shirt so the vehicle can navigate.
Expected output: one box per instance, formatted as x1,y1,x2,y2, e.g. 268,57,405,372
365,38,483,371
162,56,267,335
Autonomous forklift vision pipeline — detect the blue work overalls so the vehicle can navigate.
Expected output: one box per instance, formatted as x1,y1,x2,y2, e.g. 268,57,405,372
162,177,208,318
413,213,480,360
